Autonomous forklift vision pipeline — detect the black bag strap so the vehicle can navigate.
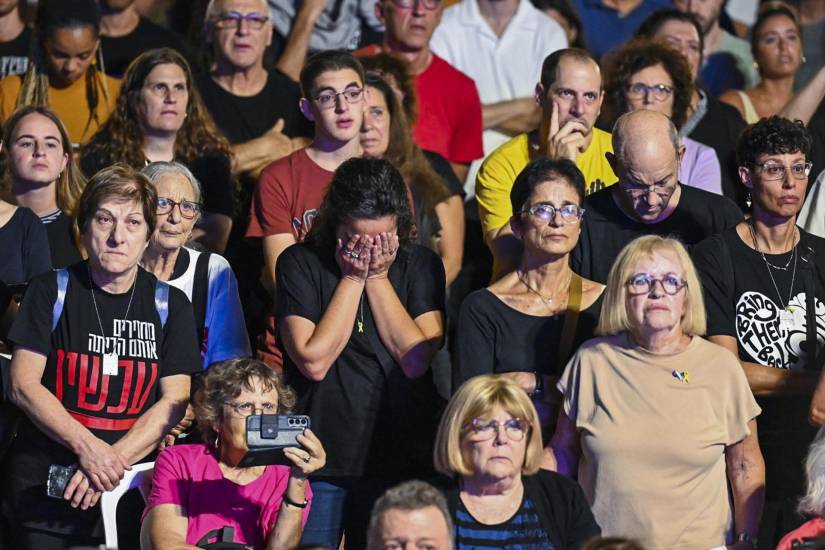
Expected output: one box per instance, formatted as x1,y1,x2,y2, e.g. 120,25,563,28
191,251,211,338
196,525,240,547
799,234,823,371
557,273,583,368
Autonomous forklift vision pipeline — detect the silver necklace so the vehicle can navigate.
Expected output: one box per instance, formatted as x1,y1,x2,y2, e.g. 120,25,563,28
89,265,137,375
517,270,570,312
748,222,798,329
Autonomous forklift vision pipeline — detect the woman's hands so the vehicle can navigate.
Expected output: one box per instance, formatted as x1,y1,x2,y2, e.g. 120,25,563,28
283,428,326,478
336,234,372,282
367,232,399,279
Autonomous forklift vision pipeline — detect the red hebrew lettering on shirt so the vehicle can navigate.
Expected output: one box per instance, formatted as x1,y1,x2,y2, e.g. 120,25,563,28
55,349,159,430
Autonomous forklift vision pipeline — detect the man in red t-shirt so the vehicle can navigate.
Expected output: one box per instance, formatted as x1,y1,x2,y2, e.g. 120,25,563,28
247,50,365,368
355,0,483,185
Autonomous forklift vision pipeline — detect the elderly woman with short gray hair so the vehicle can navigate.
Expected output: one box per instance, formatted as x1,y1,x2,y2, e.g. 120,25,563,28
776,425,825,548
141,161,250,370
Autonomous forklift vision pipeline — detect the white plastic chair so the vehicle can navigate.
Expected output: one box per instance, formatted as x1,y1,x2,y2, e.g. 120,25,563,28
100,461,154,550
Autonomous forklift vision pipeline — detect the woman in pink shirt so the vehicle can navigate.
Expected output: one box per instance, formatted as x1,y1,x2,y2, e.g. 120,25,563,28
141,358,325,549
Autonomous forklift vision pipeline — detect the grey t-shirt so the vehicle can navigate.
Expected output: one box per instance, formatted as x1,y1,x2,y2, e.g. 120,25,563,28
268,0,383,51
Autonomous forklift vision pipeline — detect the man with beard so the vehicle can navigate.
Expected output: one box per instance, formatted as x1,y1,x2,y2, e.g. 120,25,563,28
571,109,742,283
674,0,758,97
0,0,28,79
475,48,616,279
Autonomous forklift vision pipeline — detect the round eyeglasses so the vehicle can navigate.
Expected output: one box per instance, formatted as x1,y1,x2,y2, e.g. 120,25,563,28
626,273,687,295
521,203,584,224
625,83,673,102
465,418,529,442
313,88,364,110
750,160,812,181
157,197,200,219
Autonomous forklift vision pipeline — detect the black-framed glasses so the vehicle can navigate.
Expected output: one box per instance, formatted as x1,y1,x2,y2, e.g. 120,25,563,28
521,203,584,224
750,160,812,181
626,273,687,295
465,418,529,442
223,401,277,417
212,11,270,30
625,83,673,102
390,0,442,9
157,197,200,219
313,87,364,110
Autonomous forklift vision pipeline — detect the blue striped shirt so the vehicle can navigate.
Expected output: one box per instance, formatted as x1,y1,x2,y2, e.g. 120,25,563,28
455,496,555,550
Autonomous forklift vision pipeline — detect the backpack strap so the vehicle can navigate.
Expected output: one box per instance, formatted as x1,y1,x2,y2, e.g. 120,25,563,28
191,251,211,337
799,234,822,371
154,280,169,329
52,269,69,332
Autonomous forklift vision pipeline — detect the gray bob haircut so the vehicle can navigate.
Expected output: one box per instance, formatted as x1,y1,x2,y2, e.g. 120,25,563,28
141,161,202,205
367,480,454,550
799,425,825,517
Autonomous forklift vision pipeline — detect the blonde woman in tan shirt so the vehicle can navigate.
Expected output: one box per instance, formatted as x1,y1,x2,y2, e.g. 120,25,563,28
547,235,765,550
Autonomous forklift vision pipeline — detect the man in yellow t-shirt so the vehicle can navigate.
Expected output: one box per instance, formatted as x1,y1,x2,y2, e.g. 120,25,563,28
476,48,616,279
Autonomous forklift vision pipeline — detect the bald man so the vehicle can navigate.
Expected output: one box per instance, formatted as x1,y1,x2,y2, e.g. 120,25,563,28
571,110,742,283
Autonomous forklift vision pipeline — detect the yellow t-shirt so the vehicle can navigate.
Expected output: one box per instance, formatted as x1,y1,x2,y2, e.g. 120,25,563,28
475,128,616,278
0,72,121,146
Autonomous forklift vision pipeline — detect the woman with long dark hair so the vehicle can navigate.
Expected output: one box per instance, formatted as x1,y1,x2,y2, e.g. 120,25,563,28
81,48,235,253
0,0,120,145
276,157,445,549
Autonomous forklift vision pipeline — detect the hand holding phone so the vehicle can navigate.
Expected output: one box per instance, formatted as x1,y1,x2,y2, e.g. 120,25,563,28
242,414,311,467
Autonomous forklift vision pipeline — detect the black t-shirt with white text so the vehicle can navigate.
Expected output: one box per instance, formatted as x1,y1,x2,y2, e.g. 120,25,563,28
276,242,445,479
0,26,29,79
571,184,743,283
692,227,825,500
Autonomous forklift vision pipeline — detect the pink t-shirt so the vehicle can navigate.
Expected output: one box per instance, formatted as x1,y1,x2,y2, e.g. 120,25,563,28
777,517,825,550
143,444,312,547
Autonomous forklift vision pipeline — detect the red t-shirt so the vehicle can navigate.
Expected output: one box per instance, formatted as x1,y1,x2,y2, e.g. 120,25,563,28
247,148,334,239
355,47,483,165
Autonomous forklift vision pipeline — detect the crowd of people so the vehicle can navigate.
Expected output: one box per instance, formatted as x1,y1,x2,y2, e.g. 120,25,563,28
0,0,825,548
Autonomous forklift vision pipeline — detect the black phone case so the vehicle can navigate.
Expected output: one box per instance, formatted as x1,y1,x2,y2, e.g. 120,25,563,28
240,414,310,467
46,464,77,499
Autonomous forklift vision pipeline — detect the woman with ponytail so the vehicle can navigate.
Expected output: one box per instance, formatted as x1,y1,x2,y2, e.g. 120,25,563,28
0,0,121,146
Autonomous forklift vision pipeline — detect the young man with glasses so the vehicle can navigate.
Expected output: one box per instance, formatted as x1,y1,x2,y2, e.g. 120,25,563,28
99,0,191,78
571,109,741,284
356,0,484,184
246,50,365,370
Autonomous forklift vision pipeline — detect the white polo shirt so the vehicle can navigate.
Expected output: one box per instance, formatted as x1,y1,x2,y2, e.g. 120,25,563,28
430,0,567,194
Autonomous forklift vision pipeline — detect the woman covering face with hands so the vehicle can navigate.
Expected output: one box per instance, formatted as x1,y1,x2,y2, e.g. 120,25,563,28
276,157,446,550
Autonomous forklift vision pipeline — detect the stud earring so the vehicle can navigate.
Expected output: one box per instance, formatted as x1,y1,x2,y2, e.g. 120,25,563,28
746,192,752,209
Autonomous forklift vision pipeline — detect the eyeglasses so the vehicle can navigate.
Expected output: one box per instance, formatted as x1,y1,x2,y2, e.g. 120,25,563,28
521,203,585,224
626,273,687,295
625,83,673,102
389,0,442,10
212,11,270,30
224,401,277,417
465,418,529,442
621,182,674,199
750,160,812,181
313,87,364,109
157,197,200,219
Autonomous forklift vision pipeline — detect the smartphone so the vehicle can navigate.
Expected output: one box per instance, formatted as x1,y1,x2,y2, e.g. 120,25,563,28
46,464,77,499
241,414,310,467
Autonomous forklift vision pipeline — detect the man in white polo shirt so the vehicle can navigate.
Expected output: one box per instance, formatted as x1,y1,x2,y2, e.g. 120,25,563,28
430,0,567,192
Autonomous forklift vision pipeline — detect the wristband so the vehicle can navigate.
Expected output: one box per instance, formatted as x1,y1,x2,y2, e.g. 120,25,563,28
282,493,309,509
736,532,757,548
530,371,544,399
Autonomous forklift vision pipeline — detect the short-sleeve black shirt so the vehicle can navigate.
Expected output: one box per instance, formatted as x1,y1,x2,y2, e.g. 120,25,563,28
276,242,446,478
101,18,191,78
0,206,52,285
571,184,743,283
692,227,825,500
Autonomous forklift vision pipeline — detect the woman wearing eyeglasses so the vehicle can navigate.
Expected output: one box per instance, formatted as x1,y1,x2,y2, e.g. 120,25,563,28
434,374,600,549
549,234,765,549
81,48,236,254
692,116,825,547
602,38,723,195
141,358,326,549
456,158,603,430
140,161,250,372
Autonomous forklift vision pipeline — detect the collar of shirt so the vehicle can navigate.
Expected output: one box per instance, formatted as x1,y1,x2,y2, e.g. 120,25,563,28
458,0,543,36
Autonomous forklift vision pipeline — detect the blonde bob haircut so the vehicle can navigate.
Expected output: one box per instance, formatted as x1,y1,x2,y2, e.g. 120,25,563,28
596,235,706,336
433,375,543,477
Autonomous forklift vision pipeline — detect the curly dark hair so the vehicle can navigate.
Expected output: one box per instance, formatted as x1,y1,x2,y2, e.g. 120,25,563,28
81,48,232,171
306,157,415,253
602,38,693,130
510,157,586,216
194,358,297,446
736,116,811,167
